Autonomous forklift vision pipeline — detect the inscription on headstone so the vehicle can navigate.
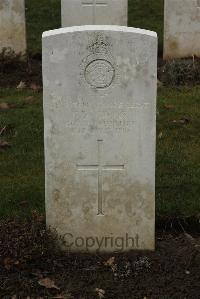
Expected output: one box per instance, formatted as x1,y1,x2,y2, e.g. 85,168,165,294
61,0,127,26
43,26,157,252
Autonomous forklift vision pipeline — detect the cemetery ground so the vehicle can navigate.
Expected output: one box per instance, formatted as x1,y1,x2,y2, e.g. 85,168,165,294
0,0,200,298
0,69,200,298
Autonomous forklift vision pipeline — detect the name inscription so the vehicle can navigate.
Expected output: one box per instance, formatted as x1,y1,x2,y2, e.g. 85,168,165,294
64,99,150,134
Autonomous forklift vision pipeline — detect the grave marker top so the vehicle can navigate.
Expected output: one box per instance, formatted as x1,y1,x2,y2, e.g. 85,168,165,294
61,0,127,27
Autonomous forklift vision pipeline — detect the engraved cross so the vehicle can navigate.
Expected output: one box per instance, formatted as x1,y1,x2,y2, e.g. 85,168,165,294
82,0,108,24
76,140,124,216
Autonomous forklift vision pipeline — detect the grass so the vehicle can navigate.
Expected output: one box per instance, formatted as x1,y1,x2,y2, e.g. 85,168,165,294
0,90,44,218
25,0,164,56
0,87,199,219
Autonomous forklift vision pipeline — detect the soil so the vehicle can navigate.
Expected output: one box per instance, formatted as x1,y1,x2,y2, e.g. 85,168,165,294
0,213,199,299
0,55,42,88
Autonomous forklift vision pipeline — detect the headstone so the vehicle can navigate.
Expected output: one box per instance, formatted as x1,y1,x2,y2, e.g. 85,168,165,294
61,0,127,27
43,26,157,252
164,0,200,59
0,0,26,55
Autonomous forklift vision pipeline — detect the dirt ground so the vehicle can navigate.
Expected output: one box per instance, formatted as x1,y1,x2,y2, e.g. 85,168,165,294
0,214,199,299
0,56,42,89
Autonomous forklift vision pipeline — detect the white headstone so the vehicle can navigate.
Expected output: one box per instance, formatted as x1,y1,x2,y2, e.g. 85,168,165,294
61,0,127,27
0,0,26,55
164,0,200,59
43,26,157,252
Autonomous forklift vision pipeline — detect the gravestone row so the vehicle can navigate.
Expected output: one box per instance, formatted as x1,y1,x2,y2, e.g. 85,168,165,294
0,0,199,59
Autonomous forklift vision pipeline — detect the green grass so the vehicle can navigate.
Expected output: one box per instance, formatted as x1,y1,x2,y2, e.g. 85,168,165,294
0,87,200,219
0,90,44,218
129,0,164,54
25,0,164,55
26,0,61,55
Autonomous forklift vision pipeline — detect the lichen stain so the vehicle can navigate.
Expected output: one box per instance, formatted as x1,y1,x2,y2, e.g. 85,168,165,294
0,0,7,11
169,40,178,51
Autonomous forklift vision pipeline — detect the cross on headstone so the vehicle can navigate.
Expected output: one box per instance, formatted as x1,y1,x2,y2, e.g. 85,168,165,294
82,0,108,24
77,139,124,216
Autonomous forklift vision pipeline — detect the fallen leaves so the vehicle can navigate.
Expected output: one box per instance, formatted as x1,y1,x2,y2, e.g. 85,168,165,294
172,117,190,124
95,288,105,299
0,126,6,136
0,102,9,110
103,256,117,273
0,140,10,149
185,270,190,275
38,277,60,290
17,81,26,89
0,125,15,137
16,81,42,91
3,257,19,270
103,256,115,267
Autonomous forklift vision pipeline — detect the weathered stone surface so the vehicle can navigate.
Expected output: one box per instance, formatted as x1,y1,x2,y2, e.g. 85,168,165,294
61,0,127,27
164,0,200,59
43,26,157,252
0,0,26,55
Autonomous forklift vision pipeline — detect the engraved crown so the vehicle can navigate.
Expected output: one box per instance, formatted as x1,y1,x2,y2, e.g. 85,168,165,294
89,34,110,55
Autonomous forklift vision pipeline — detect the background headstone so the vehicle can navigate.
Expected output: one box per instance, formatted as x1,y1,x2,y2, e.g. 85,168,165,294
164,0,200,59
61,0,127,27
43,26,157,252
0,0,26,55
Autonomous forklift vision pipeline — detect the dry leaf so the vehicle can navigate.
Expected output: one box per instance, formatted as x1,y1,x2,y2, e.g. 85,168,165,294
0,140,10,149
3,257,19,270
17,81,26,89
0,126,6,136
38,277,60,290
104,256,115,267
4,257,13,270
172,117,190,124
179,117,190,124
95,288,105,299
0,102,9,110
185,270,190,275
158,132,163,139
